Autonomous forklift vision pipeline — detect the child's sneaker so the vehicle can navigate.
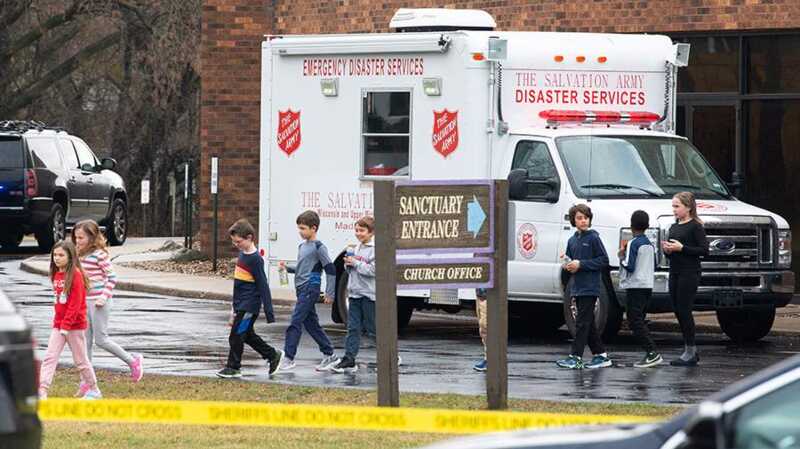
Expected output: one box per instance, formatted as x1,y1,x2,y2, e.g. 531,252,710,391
81,389,103,400
634,352,663,368
74,382,91,398
130,354,144,382
556,355,583,369
268,350,285,376
473,359,487,372
585,353,613,369
279,358,296,372
215,367,242,379
38,390,47,401
316,354,340,372
332,356,357,374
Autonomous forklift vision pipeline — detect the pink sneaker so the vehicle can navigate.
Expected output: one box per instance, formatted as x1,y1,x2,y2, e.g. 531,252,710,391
74,382,91,397
130,354,144,382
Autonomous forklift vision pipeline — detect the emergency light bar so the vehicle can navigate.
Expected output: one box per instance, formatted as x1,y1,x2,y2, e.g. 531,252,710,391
539,110,662,126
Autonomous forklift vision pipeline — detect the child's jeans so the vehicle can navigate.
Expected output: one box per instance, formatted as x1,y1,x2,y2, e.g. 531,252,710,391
39,328,97,396
475,298,487,356
284,282,334,360
344,296,375,359
570,296,606,358
227,311,279,369
626,288,656,353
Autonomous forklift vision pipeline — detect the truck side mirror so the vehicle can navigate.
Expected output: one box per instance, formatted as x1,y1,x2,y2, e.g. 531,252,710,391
676,402,725,449
508,168,560,203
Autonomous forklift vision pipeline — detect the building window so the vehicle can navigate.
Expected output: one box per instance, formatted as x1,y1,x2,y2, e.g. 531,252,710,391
676,36,739,93
747,35,800,94
361,91,410,177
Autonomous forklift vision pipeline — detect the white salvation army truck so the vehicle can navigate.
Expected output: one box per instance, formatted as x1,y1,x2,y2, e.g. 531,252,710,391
259,9,794,341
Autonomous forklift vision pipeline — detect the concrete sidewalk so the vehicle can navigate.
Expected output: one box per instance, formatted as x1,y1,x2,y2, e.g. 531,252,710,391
19,237,800,334
19,237,298,306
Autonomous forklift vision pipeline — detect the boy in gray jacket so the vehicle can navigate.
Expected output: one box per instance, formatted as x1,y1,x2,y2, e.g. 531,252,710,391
332,216,375,373
619,210,662,368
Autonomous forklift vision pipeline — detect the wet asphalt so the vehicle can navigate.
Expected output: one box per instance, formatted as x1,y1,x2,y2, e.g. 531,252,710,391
3,246,800,406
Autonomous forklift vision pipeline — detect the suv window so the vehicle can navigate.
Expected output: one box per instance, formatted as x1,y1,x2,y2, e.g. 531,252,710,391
72,139,97,170
0,137,24,168
59,139,80,169
27,137,62,169
730,378,800,449
362,91,410,177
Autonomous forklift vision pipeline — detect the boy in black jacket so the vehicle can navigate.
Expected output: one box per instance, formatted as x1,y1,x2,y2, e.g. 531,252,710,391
556,204,612,370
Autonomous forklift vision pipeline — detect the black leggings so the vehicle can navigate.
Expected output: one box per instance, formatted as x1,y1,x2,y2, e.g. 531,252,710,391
669,271,700,347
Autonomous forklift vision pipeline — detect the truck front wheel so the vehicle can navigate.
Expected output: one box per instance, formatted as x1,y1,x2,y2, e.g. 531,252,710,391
563,277,615,341
717,307,776,342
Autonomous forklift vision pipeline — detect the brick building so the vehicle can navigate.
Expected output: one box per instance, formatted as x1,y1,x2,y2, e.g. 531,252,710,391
200,1,800,281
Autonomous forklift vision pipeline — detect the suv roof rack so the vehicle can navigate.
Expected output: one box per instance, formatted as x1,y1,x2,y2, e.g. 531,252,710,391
0,120,66,134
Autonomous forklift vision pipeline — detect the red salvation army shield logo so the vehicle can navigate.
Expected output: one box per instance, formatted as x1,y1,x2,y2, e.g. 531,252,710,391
516,223,538,259
432,109,459,158
277,109,301,156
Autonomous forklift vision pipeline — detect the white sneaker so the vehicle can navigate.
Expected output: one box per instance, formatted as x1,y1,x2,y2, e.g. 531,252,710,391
316,354,339,372
81,389,103,400
279,358,296,371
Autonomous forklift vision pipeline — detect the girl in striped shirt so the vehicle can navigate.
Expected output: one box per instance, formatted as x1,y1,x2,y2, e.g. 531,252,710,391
73,220,144,391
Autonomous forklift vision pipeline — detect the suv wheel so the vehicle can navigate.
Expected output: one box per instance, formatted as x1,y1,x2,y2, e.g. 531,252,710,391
107,199,127,246
36,203,66,252
0,230,24,250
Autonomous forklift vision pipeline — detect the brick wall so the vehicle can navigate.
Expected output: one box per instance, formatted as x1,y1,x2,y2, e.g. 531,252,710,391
199,0,800,255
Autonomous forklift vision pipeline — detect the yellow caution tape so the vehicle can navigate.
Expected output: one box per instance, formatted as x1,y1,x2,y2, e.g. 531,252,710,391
39,398,655,434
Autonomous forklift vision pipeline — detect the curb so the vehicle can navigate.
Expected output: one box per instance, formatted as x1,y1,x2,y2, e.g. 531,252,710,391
19,258,298,307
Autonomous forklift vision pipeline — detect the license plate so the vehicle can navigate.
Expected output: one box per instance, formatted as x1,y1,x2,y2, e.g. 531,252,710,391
712,289,744,308
428,289,460,306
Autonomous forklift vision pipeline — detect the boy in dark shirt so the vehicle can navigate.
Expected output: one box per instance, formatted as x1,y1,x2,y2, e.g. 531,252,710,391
556,204,612,370
216,219,283,378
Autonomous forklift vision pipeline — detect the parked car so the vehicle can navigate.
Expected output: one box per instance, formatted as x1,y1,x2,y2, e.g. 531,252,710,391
422,354,800,449
0,288,41,449
0,120,128,251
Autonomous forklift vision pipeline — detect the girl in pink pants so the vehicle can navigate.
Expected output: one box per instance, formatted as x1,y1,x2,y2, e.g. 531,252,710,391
38,240,101,400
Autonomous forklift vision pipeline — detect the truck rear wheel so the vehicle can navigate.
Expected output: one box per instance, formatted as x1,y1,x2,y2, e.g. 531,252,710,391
717,307,776,342
333,270,413,330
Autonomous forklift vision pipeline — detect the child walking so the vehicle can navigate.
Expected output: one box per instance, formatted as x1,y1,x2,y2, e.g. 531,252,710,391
619,210,662,368
331,216,375,373
278,210,339,372
216,219,283,378
38,240,101,400
73,220,143,389
556,204,612,370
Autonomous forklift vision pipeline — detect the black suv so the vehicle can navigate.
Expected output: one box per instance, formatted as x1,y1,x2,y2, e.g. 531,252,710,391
0,121,128,251
0,288,41,449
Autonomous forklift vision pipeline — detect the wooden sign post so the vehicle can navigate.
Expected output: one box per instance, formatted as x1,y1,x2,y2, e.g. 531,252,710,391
374,179,508,409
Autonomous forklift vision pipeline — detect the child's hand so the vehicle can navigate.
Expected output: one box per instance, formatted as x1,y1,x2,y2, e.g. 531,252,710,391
618,241,627,258
565,260,580,273
323,295,334,305
95,297,107,307
278,261,286,270
344,256,355,267
227,312,235,327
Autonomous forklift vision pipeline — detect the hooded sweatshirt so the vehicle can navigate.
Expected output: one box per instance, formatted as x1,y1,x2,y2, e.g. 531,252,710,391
564,229,609,297
52,268,88,331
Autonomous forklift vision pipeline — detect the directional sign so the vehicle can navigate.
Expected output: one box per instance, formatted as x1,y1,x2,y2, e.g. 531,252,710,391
396,258,493,289
394,180,493,253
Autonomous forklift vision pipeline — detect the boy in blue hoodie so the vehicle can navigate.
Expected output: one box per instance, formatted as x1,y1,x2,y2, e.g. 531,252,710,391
557,204,612,370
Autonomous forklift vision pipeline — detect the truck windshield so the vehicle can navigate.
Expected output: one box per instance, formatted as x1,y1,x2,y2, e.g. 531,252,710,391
0,137,24,168
555,135,731,199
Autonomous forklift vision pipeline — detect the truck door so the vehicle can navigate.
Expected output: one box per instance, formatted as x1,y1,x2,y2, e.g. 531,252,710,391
507,139,566,299
72,138,109,221
54,138,89,221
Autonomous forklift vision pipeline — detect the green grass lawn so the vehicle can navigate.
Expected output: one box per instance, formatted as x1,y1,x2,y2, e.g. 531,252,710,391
43,369,682,449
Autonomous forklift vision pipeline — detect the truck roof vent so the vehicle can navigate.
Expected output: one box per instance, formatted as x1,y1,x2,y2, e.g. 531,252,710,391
390,8,496,33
